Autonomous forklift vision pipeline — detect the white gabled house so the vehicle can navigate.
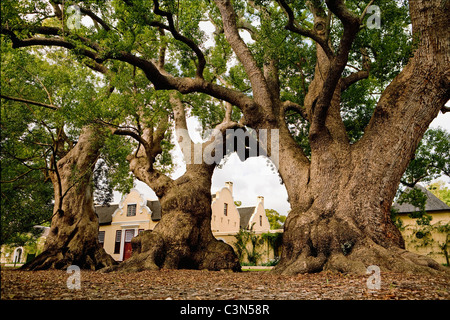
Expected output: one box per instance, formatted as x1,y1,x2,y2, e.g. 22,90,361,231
96,182,277,264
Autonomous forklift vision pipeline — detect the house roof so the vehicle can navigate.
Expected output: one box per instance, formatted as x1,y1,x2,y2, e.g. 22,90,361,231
95,204,117,225
392,185,450,214
147,200,162,221
237,206,256,229
95,200,162,225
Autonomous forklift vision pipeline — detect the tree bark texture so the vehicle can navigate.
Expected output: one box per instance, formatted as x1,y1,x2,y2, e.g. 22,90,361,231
120,165,240,271
105,162,240,272
273,0,450,275
104,102,241,272
22,127,116,270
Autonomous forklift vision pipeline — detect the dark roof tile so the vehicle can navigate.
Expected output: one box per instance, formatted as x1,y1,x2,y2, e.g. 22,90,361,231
237,206,255,229
392,185,450,214
95,204,118,225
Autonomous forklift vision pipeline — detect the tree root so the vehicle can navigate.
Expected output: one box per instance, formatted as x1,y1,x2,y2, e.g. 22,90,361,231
21,244,116,271
274,239,449,276
100,229,241,273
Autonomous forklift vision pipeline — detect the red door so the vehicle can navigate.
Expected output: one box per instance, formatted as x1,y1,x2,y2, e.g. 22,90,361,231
123,229,135,261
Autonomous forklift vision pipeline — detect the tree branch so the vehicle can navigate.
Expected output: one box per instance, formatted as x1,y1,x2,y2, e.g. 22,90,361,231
326,0,360,28
277,0,334,58
340,70,369,91
113,128,151,153
1,95,58,110
282,100,309,121
213,0,273,109
148,0,205,78
151,112,169,157
2,18,256,119
0,169,34,183
441,105,450,114
310,0,360,131
359,0,375,22
170,93,189,133
78,6,111,31
6,34,102,63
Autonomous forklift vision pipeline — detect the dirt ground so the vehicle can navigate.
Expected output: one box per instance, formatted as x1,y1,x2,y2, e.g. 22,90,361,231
1,268,449,300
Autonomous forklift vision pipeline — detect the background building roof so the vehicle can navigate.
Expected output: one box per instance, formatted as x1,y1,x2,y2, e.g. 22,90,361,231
147,200,162,221
95,204,117,225
392,185,450,214
237,206,256,229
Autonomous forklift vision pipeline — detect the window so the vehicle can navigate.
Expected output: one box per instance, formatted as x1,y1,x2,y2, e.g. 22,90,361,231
114,230,122,254
125,229,135,242
138,229,144,235
98,231,105,247
127,204,137,216
260,215,262,226
224,203,228,216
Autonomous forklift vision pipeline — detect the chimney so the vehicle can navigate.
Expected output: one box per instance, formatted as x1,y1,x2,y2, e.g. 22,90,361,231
225,181,233,195
257,196,264,207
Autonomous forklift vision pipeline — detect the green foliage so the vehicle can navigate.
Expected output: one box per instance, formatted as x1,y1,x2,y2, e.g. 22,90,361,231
390,206,404,230
1,45,54,246
233,228,251,264
233,225,262,265
0,31,136,241
404,221,450,266
1,0,418,157
394,127,449,229
0,165,53,246
428,181,450,206
355,0,412,85
261,231,283,259
265,209,286,230
402,128,450,187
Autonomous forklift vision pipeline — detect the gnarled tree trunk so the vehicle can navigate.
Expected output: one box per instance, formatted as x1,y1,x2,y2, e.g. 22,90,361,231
22,126,116,270
273,0,450,275
105,97,241,272
112,163,240,272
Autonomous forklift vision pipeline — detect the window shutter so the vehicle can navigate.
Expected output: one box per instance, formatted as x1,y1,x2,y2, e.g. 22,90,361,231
114,230,122,254
98,231,105,246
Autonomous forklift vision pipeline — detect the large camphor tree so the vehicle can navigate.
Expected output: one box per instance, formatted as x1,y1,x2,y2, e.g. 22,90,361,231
2,0,448,274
